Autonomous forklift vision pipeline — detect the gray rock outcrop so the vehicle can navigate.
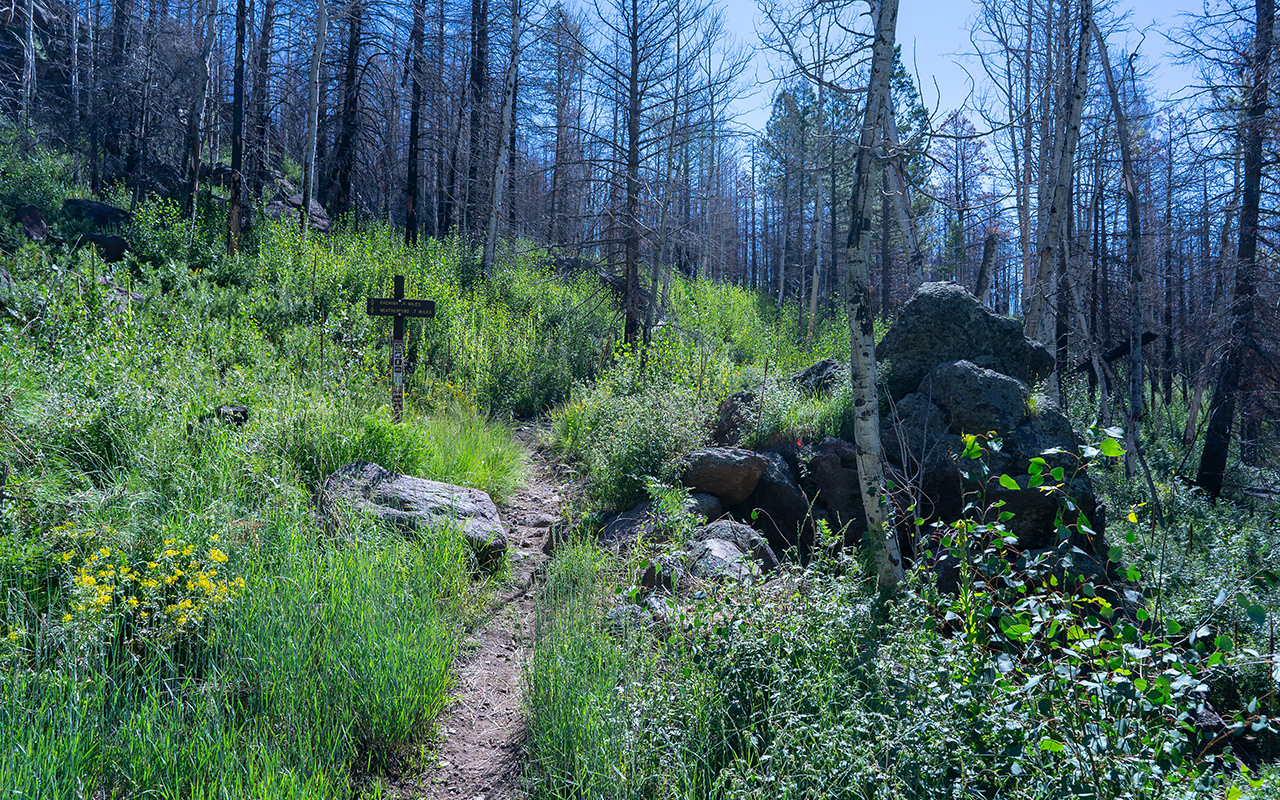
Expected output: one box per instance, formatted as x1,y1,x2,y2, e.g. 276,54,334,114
689,538,757,581
918,359,1030,435
791,358,844,395
321,461,508,568
876,282,1054,400
694,519,779,571
731,450,813,557
263,194,332,232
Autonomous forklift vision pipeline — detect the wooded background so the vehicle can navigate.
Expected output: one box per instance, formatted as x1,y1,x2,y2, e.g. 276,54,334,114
1,0,1276,489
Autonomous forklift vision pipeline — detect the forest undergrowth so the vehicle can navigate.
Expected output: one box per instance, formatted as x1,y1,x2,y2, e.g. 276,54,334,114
2,150,1279,798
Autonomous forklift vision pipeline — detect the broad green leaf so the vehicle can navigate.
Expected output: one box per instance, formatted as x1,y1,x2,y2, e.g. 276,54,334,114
1038,739,1066,752
998,474,1020,491
1098,438,1124,458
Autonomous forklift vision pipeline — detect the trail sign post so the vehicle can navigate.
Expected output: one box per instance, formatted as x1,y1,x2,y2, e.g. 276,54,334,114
366,275,435,423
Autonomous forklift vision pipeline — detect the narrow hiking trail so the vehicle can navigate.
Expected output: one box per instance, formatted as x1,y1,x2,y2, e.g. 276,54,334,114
390,425,569,800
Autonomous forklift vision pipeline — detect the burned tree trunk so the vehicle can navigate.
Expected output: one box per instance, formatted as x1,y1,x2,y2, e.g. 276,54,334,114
1197,0,1273,497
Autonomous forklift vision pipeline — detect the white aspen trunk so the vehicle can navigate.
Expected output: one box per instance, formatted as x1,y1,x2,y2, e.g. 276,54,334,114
482,0,523,276
301,0,326,236
846,0,904,593
1026,0,1092,346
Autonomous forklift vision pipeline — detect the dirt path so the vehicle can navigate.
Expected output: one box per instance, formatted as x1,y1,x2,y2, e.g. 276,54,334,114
391,425,566,800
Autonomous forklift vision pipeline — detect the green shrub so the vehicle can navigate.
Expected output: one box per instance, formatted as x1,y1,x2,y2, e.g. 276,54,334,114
555,381,710,510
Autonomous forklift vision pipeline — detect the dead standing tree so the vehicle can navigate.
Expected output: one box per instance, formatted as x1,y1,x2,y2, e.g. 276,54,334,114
1197,0,1273,497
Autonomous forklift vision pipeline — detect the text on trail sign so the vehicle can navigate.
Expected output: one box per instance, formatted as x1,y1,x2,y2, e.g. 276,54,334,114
366,275,435,423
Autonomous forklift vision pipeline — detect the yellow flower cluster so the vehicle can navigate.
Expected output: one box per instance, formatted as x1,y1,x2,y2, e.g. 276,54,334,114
58,527,244,645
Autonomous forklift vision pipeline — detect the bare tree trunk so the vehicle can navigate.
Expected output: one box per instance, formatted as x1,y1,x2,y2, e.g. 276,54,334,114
301,0,325,235
975,231,997,306
879,169,892,317
1092,18,1142,474
845,0,904,593
1183,197,1235,450
330,0,363,218
482,0,522,276
249,0,278,201
883,113,925,291
1163,127,1175,405
622,0,642,345
185,0,220,216
466,0,490,241
1026,0,1093,345
228,0,247,255
72,2,80,139
1197,0,1272,497
405,0,425,246
22,0,35,143
807,75,825,341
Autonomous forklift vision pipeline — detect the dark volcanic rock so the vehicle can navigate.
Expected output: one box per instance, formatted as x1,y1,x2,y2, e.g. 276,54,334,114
682,447,769,506
694,519,779,571
64,199,132,229
263,194,332,232
687,492,724,521
805,437,867,543
919,360,1031,435
321,461,508,568
731,450,813,557
710,390,758,446
79,233,132,263
876,282,1054,399
791,358,844,395
15,205,47,241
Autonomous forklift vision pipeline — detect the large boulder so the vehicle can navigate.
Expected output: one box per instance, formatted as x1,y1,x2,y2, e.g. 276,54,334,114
919,360,1031,435
321,461,508,568
791,358,844,395
710,390,758,446
688,538,757,582
15,205,47,241
694,519,779,571
263,193,332,232
876,282,1054,400
880,393,967,523
682,447,769,505
597,492,722,552
731,450,813,557
805,438,867,543
78,233,132,263
64,199,131,229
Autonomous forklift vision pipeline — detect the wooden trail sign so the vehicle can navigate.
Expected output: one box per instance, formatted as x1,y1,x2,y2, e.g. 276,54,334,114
366,275,435,422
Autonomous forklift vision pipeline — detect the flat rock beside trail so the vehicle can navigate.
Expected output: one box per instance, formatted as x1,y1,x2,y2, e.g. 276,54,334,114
320,460,508,567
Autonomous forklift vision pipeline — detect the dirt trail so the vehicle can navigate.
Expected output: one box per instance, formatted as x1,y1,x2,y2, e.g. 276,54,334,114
392,425,565,800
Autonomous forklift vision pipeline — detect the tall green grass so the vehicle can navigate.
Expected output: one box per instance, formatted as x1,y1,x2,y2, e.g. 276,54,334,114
0,523,468,798
0,199,542,795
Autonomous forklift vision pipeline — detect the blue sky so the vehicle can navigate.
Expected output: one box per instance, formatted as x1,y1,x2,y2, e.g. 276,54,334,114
725,0,1205,133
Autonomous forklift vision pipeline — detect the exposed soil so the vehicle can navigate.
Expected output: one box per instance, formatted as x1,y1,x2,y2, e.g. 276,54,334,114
386,424,569,799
